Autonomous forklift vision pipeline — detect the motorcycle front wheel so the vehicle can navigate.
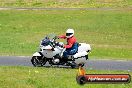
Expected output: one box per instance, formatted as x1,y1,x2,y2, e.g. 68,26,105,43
31,56,47,67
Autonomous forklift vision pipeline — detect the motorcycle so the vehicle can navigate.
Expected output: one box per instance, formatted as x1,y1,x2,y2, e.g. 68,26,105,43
31,34,91,68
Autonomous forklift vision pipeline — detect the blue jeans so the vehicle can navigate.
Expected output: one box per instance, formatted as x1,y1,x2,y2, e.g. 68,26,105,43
63,43,78,58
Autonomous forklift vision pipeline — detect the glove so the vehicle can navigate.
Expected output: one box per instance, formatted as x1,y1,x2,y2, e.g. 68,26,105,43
64,45,66,48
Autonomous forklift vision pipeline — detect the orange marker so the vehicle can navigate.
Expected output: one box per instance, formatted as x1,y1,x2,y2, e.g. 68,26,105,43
78,66,86,76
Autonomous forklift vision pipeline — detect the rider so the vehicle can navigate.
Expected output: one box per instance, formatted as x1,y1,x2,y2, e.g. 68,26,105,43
59,29,78,59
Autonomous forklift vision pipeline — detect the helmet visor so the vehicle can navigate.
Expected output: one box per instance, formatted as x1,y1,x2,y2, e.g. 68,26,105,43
66,33,73,37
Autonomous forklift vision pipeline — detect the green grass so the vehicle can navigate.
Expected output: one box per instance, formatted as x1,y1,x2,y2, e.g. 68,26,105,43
0,66,131,88
0,10,132,59
0,0,132,8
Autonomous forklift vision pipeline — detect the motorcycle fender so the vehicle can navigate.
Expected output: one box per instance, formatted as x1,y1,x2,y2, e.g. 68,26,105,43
33,52,41,56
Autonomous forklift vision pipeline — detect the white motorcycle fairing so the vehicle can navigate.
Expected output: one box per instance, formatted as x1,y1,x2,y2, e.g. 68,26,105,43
33,52,41,56
42,48,62,58
36,45,63,58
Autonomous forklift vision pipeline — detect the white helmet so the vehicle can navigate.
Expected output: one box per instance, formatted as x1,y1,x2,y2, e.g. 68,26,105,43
66,29,74,38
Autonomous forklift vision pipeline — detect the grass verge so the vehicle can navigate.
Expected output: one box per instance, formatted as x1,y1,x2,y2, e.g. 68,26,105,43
0,66,131,88
0,10,131,59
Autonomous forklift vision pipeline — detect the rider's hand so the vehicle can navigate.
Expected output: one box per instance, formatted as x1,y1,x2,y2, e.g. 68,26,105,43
63,45,66,48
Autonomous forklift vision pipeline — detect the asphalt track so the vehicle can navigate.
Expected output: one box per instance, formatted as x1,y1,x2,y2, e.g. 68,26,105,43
0,56,132,71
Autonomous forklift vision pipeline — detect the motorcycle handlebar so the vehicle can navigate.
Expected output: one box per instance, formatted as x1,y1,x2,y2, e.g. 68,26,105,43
54,42,63,48
44,36,63,48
